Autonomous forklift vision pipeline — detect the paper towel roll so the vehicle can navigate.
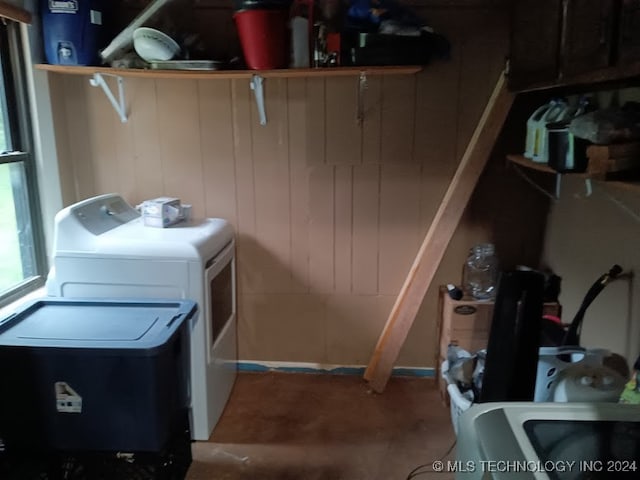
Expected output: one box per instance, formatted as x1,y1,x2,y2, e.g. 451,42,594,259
553,364,626,402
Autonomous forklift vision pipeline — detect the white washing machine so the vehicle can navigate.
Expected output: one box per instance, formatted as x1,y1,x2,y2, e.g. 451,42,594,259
456,402,640,479
46,193,237,441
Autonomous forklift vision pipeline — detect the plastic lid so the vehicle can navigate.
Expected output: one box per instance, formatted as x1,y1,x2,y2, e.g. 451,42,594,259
9,305,158,341
0,298,197,352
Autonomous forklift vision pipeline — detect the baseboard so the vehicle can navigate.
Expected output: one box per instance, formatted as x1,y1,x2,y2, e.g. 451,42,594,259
236,360,435,378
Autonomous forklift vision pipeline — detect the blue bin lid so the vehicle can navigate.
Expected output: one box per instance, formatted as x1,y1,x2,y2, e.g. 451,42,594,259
0,298,197,354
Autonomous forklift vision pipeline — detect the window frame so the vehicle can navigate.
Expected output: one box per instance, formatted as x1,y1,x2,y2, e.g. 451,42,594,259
0,19,47,307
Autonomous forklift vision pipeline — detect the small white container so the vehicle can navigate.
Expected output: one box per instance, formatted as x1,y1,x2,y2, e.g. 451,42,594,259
532,100,568,163
141,197,182,228
291,16,310,68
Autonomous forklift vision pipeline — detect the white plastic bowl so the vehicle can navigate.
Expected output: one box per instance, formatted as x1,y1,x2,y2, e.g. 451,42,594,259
133,27,180,62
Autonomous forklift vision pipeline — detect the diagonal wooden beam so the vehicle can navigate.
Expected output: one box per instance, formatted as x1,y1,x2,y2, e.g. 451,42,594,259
364,72,514,393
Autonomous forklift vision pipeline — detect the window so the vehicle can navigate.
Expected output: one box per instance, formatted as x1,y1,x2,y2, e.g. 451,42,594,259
0,19,46,307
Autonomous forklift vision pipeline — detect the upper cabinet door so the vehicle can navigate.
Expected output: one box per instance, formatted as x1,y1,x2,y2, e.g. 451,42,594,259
509,0,563,91
619,0,640,64
560,0,615,78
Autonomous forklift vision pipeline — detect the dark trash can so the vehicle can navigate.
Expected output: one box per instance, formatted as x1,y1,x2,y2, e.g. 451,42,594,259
0,298,197,454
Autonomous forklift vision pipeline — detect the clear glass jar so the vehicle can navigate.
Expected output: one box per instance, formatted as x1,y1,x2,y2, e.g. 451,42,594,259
463,243,498,300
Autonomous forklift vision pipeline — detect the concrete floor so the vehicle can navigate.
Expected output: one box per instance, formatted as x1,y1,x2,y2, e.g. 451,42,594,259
186,372,456,480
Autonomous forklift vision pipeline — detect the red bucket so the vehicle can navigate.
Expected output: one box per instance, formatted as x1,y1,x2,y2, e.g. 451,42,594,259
234,9,289,70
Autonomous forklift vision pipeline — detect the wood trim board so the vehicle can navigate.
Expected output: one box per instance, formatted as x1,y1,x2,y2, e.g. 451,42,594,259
34,64,422,80
0,1,31,24
363,72,514,393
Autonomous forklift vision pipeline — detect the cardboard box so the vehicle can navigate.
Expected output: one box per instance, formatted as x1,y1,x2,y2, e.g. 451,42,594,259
440,293,493,357
142,197,182,228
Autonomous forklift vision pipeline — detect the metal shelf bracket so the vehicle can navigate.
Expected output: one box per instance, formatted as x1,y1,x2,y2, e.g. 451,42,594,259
250,74,267,126
89,73,127,123
513,166,594,201
357,71,368,126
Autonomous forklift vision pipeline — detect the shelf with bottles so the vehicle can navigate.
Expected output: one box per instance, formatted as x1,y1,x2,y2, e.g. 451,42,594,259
34,62,422,125
33,63,423,79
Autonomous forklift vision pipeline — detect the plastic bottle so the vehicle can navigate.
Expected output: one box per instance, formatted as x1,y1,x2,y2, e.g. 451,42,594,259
524,102,552,159
290,0,311,68
532,99,567,163
462,243,498,300
540,99,575,164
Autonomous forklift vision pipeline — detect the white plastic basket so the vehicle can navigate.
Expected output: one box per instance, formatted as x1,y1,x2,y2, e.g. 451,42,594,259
441,347,610,435
441,360,473,436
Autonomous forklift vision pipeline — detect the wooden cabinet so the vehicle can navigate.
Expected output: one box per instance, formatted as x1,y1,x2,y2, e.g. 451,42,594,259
509,0,562,90
508,0,629,91
619,0,640,64
560,0,615,77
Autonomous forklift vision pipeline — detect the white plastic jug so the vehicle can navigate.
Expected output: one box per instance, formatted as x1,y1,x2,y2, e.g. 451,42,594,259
524,102,552,159
532,99,567,163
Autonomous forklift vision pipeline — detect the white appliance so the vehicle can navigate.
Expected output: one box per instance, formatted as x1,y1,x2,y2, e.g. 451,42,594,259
46,193,236,441
456,402,640,480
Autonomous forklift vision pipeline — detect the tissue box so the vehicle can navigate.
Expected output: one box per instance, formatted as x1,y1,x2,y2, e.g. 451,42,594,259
142,197,182,228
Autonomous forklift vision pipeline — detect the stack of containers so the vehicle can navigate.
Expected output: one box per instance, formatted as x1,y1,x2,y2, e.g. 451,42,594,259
234,0,292,69
547,96,596,173
524,97,596,172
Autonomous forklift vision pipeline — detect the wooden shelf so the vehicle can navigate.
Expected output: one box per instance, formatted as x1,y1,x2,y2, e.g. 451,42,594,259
35,62,422,125
506,154,562,174
506,154,640,193
33,64,423,80
512,60,640,94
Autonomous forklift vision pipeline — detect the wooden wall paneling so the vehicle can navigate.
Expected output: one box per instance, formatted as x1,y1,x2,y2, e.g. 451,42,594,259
192,6,241,60
380,75,417,164
287,78,310,293
47,74,76,206
62,74,94,201
111,79,138,202
155,79,206,217
230,79,258,295
413,60,461,238
334,165,353,294
325,77,362,165
326,295,393,365
351,164,381,295
308,165,335,294
306,78,326,166
456,40,504,161
362,76,383,165
86,75,120,197
378,164,423,295
197,79,238,227
128,78,164,205
396,294,438,366
239,293,327,362
250,78,292,293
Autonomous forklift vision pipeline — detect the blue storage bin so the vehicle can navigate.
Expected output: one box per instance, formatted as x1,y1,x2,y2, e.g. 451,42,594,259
0,298,197,453
41,0,109,65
